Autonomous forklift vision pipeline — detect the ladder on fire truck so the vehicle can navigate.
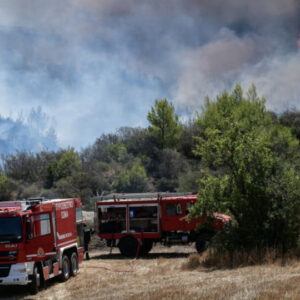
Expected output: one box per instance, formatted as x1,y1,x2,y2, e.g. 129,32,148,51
94,192,194,202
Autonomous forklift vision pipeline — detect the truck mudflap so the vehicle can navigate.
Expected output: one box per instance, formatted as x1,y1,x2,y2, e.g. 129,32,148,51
42,262,60,280
0,262,34,285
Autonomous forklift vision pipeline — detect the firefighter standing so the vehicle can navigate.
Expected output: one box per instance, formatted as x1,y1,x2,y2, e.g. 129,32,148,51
83,223,91,260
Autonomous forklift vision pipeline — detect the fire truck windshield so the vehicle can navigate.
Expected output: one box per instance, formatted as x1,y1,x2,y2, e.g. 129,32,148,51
0,217,22,243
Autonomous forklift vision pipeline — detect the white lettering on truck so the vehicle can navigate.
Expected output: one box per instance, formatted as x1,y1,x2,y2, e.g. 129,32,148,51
57,232,72,240
61,211,69,219
55,201,74,210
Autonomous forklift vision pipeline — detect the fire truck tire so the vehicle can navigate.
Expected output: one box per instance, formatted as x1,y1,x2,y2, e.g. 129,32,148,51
195,233,211,253
140,240,153,256
118,236,139,257
70,252,79,277
60,255,70,282
29,264,41,295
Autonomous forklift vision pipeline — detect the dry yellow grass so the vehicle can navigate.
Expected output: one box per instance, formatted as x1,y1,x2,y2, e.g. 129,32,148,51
182,248,300,270
1,245,299,300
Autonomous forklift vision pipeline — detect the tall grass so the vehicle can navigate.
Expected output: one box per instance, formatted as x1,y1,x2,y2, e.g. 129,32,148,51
183,248,300,270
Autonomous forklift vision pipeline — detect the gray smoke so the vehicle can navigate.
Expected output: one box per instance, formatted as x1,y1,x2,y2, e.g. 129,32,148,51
0,107,58,154
0,0,299,151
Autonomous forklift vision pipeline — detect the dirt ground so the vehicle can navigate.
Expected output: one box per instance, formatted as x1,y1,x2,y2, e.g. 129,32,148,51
1,240,300,300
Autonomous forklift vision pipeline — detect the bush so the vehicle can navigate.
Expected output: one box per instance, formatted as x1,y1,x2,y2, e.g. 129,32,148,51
198,248,300,269
191,84,300,252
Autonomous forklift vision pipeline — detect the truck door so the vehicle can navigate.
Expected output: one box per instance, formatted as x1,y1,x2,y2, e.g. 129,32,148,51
161,201,186,231
25,213,56,261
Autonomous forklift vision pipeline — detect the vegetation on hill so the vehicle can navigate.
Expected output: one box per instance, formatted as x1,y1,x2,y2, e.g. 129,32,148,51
1,85,300,252
0,98,199,201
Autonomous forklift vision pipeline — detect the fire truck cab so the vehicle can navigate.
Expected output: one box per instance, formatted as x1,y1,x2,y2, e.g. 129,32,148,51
0,198,85,294
95,193,231,257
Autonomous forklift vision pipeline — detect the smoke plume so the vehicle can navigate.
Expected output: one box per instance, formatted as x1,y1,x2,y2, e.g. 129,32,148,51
0,108,58,154
0,0,299,151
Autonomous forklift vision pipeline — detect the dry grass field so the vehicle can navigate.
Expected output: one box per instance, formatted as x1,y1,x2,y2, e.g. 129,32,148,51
1,242,300,300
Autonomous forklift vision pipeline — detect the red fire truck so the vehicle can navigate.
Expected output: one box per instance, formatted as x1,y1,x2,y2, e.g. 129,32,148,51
0,198,85,294
95,193,231,257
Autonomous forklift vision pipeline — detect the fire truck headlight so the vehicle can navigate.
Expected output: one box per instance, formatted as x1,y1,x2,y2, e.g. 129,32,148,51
12,268,27,274
11,264,27,274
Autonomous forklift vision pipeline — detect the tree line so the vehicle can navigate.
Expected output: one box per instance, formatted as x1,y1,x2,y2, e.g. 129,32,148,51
1,85,300,252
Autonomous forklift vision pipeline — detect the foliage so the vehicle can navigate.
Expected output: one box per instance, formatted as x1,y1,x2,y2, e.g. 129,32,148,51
152,149,189,191
0,170,17,201
157,149,188,178
0,170,7,188
147,99,183,149
0,170,9,201
155,177,178,192
20,183,42,199
113,159,148,193
190,84,300,251
107,142,128,162
178,118,202,158
177,169,202,193
46,148,81,187
279,110,300,140
120,127,161,157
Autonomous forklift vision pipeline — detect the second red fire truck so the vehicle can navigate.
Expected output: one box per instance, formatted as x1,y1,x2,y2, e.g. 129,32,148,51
95,193,231,257
0,198,85,294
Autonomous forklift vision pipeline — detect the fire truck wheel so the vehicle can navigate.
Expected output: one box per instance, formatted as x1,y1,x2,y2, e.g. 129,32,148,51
60,255,70,282
195,233,211,253
70,252,79,277
29,264,41,295
118,236,139,257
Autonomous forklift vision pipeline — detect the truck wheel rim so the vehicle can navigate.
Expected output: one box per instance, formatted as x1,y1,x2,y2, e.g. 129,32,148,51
63,260,69,277
72,256,78,273
35,268,40,287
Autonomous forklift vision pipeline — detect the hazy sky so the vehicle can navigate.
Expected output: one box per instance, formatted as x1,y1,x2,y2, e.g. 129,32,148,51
0,0,300,150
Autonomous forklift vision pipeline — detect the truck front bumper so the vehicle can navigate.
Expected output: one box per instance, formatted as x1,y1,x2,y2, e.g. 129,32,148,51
0,263,33,286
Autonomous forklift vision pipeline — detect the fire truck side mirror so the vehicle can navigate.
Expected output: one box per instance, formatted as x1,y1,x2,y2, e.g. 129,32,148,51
26,216,33,242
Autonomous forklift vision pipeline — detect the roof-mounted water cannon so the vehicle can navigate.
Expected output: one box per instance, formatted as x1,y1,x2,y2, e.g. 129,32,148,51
25,197,45,206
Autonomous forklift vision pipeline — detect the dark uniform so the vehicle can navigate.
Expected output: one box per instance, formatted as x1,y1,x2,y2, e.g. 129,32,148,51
83,224,91,260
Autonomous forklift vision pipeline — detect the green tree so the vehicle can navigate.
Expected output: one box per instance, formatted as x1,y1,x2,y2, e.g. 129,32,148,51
0,171,8,201
279,110,300,140
2,151,62,185
191,84,300,251
3,151,41,183
178,118,202,158
107,142,128,162
154,149,189,192
113,159,148,193
0,170,17,201
46,148,81,188
147,99,183,149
